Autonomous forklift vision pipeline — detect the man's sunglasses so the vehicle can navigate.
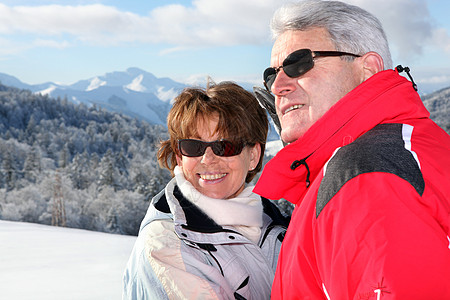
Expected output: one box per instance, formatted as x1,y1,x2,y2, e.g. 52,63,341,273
263,49,361,92
178,139,245,157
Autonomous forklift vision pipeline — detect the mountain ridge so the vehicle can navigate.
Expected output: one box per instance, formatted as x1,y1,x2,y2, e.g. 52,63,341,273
0,68,448,135
0,67,187,125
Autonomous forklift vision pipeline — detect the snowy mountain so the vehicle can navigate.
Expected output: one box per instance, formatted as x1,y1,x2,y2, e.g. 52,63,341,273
0,68,187,125
0,69,283,140
1,69,448,136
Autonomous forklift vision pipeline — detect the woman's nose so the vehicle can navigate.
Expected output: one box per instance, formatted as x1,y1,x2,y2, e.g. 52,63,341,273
201,146,219,164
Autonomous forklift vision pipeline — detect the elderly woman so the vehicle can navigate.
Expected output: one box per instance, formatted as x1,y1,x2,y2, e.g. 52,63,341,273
122,82,289,299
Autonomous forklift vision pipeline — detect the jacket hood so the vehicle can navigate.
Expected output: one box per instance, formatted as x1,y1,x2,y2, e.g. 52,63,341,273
254,69,429,204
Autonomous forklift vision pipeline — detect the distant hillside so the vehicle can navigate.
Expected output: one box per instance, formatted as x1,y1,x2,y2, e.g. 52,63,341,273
0,84,172,235
422,86,450,134
0,68,187,125
0,69,281,140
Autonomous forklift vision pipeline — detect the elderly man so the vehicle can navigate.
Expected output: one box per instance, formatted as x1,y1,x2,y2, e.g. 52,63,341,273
254,0,450,299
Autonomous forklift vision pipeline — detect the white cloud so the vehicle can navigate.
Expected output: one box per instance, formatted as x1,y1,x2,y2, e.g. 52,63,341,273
0,1,286,48
431,27,450,53
158,46,190,56
419,74,450,84
0,0,448,62
33,38,71,49
345,0,449,59
0,4,146,44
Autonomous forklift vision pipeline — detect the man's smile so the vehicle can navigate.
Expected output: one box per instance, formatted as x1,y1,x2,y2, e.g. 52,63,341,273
284,104,305,115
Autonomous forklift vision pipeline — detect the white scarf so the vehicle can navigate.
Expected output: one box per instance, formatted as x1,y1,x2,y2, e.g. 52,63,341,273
174,166,263,243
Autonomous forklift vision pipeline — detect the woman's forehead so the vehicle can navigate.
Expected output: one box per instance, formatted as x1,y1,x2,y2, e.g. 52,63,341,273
184,113,221,137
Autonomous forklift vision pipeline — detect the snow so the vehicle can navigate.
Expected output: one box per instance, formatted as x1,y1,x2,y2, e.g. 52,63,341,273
125,74,146,92
86,77,107,91
0,220,136,300
35,85,57,96
71,95,81,105
156,86,178,103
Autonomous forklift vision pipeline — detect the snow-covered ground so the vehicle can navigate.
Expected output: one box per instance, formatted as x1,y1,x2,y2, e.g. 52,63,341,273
0,220,136,300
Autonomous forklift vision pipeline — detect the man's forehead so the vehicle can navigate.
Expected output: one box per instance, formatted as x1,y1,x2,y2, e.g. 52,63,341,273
270,28,334,64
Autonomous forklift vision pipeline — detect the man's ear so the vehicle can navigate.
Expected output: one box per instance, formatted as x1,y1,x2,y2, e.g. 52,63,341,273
360,51,384,81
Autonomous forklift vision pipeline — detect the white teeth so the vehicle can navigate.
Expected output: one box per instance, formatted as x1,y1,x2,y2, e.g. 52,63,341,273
284,104,304,114
200,173,226,180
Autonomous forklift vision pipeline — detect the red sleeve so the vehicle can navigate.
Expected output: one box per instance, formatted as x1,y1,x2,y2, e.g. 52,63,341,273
315,172,450,299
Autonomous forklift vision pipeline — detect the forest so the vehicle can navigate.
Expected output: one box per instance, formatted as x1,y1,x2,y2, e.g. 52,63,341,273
0,84,173,235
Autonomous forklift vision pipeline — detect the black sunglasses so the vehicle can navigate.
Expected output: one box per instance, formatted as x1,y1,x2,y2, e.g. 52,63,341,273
178,139,245,157
263,49,361,92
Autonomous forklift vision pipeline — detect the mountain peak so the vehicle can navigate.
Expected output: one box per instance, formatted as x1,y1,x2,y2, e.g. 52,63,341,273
126,67,148,75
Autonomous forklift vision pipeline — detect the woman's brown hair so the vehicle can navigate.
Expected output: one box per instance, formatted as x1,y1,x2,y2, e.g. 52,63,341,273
157,81,268,183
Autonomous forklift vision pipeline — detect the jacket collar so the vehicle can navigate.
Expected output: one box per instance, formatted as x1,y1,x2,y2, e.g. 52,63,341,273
152,178,289,232
153,178,224,232
254,69,429,204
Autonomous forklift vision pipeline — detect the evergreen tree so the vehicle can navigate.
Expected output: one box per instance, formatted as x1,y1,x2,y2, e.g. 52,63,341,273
69,151,90,190
98,149,120,191
23,144,41,183
59,144,70,169
2,150,17,191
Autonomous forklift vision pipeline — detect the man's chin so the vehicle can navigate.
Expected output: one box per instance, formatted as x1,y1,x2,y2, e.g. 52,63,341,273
281,129,303,145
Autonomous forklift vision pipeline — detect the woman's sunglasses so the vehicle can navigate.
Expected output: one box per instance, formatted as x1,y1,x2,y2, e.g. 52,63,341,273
263,49,360,92
178,139,245,157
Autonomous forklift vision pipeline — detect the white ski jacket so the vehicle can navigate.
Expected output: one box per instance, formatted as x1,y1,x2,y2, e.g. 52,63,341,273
122,177,288,300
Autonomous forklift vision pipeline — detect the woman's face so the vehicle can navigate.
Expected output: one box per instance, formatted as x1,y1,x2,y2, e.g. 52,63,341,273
176,115,261,199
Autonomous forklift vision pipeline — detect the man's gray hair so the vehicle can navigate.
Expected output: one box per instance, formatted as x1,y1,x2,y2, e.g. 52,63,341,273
270,0,392,69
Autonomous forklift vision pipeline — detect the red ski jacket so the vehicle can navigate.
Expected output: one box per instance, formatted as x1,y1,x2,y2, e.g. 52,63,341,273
255,70,450,299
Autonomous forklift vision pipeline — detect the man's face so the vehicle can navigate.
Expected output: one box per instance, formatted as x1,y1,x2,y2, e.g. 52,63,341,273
270,28,363,144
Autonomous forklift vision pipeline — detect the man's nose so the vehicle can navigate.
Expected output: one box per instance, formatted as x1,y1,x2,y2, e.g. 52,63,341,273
271,69,295,96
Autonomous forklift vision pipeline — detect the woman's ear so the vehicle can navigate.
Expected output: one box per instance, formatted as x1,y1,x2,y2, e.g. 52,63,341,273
360,51,384,81
176,154,183,167
248,143,261,171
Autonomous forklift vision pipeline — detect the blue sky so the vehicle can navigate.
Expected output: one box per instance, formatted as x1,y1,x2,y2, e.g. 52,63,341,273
1,0,450,94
